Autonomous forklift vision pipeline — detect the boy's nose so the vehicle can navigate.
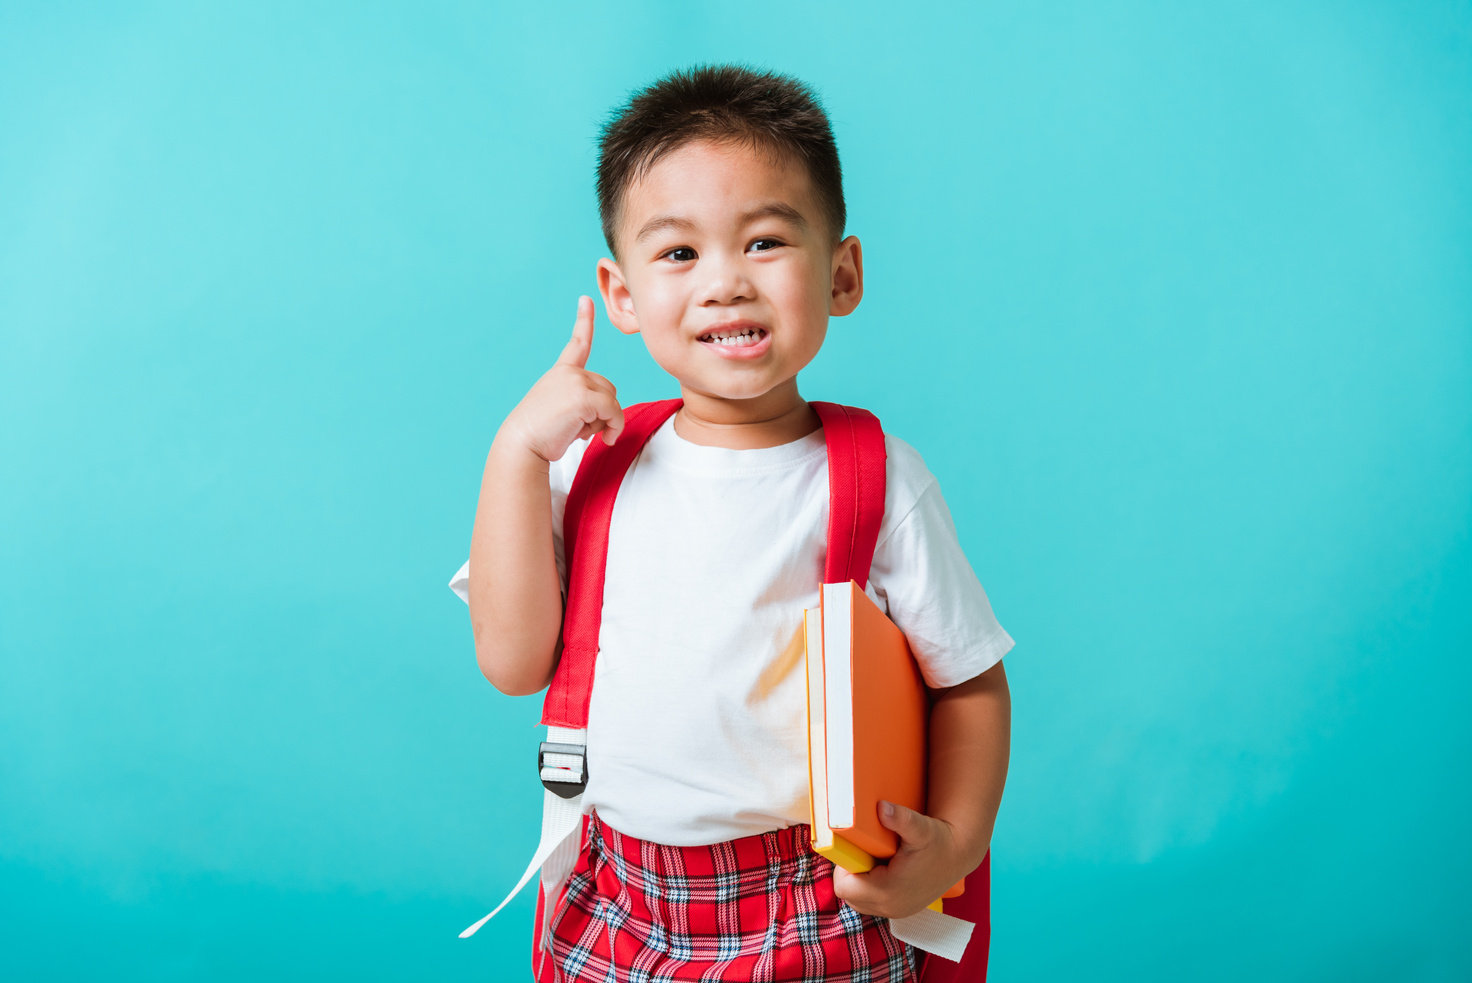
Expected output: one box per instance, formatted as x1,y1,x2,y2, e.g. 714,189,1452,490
697,254,756,306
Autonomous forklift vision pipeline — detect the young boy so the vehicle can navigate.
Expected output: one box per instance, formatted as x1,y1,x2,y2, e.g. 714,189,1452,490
452,65,1013,982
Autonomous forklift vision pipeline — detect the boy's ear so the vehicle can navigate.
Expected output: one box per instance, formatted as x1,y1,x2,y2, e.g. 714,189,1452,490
597,258,640,335
829,235,864,317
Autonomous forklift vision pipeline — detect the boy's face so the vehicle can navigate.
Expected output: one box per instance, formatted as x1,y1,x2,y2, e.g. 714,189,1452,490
597,139,862,408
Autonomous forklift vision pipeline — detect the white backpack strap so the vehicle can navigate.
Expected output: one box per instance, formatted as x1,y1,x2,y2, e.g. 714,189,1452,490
459,727,587,939
889,908,975,963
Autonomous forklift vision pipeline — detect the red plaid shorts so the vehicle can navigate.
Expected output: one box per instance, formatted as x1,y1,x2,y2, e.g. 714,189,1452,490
540,811,918,982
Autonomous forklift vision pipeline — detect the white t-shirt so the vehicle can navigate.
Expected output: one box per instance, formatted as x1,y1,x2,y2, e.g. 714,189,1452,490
450,417,1013,847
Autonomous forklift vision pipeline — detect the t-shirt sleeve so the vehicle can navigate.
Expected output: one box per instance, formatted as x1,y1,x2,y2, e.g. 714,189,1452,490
869,439,1015,688
447,437,593,605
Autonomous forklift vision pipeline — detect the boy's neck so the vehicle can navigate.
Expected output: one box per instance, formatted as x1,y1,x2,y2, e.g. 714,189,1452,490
673,381,821,450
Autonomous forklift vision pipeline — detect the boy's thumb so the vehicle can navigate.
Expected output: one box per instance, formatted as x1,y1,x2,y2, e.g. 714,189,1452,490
878,800,925,842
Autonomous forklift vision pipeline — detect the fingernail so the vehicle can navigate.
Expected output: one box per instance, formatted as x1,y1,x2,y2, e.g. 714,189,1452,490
881,801,895,819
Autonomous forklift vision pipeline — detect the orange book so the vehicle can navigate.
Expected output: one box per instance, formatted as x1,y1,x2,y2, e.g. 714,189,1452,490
805,581,963,906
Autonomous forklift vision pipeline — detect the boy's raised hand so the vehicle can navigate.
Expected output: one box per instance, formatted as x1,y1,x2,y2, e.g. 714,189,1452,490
502,296,627,464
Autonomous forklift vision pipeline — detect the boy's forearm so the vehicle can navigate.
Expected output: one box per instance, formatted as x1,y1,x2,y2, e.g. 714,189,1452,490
468,430,565,696
926,660,1011,872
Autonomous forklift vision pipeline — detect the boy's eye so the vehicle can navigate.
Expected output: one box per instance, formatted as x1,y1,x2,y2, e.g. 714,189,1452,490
663,247,697,263
749,238,783,253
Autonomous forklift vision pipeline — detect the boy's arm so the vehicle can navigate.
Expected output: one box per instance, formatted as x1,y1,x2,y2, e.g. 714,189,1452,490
468,438,562,696
468,297,626,696
832,659,1011,919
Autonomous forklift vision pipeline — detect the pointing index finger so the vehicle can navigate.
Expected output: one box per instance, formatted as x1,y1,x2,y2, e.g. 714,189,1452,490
555,296,596,368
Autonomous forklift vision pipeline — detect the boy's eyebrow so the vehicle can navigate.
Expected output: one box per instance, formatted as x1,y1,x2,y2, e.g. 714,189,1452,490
633,201,809,244
740,201,809,230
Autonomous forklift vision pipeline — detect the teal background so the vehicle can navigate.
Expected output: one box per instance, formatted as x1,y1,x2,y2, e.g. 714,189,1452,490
2,1,1468,979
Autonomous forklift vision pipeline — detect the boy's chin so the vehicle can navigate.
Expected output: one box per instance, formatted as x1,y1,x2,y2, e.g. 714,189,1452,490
676,374,794,406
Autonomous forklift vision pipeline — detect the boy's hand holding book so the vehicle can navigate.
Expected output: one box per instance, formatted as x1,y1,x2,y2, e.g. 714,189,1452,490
831,801,979,920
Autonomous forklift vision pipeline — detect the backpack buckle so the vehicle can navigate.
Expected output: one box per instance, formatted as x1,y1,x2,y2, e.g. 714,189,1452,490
538,741,587,798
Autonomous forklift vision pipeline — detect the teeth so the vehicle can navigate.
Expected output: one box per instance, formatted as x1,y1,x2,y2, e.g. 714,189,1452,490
704,329,763,347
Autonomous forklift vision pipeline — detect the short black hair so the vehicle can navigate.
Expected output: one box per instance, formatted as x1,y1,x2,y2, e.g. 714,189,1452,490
596,64,845,255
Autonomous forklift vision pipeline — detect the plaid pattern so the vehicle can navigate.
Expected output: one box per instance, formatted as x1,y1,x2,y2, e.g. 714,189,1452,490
542,811,917,983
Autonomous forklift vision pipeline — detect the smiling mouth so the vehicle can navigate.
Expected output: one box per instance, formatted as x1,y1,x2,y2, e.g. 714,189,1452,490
698,327,768,348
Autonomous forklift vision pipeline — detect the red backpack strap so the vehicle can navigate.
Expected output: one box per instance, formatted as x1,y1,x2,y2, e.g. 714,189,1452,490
811,402,887,587
540,398,682,729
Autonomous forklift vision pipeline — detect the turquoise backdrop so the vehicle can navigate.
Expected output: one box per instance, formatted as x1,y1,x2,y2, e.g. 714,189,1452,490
2,2,1469,979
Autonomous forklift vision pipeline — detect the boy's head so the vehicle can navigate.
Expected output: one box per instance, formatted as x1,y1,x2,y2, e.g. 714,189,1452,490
593,65,863,409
